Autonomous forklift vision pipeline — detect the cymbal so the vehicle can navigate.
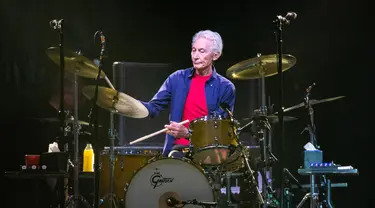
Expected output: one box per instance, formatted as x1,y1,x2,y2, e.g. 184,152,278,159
283,96,345,112
33,117,101,127
226,54,296,80
242,114,297,123
46,47,106,79
82,85,149,118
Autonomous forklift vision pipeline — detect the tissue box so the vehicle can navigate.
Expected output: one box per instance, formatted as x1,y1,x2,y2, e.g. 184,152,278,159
304,150,323,168
40,152,69,172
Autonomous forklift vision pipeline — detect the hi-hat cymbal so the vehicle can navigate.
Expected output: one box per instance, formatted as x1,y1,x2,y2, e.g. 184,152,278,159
33,117,101,127
242,114,297,123
226,54,296,80
82,86,149,118
283,96,345,112
46,47,106,79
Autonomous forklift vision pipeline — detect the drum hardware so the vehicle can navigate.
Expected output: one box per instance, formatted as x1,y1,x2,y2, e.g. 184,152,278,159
166,197,218,207
97,110,121,208
47,30,97,207
296,83,320,208
229,122,265,206
226,48,297,207
249,109,280,207
236,140,265,206
283,168,307,208
48,19,66,144
67,63,92,208
281,95,345,113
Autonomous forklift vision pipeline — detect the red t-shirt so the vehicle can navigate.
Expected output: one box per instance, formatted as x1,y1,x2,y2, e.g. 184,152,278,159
175,74,211,145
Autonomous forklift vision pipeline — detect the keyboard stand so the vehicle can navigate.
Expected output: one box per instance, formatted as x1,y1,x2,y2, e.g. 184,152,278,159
296,168,359,208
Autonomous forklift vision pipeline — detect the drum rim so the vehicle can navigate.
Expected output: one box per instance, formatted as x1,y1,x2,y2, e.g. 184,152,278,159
189,114,230,128
123,156,214,205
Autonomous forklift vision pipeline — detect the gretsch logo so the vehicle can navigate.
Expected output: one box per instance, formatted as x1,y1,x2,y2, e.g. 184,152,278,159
150,168,174,189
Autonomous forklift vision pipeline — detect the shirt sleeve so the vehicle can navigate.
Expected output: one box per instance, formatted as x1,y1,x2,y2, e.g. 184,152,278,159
218,82,236,116
139,73,175,118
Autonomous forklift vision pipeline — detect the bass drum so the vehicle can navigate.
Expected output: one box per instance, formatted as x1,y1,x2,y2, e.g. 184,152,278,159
124,157,215,208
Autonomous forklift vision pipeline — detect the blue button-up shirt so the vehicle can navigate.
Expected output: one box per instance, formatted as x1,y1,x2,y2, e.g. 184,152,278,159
140,67,236,156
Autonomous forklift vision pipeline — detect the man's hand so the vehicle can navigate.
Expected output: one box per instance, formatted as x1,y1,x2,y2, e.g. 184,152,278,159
165,121,189,138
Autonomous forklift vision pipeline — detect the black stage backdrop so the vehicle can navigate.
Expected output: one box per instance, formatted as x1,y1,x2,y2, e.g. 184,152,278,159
0,0,370,207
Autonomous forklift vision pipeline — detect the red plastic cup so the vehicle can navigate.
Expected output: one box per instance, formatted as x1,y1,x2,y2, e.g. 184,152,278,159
25,155,40,166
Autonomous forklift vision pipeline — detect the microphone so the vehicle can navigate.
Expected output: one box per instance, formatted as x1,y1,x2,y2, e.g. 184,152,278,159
220,103,233,118
305,82,316,94
166,197,180,207
304,82,315,106
285,12,297,20
276,12,297,25
49,19,63,30
99,31,106,47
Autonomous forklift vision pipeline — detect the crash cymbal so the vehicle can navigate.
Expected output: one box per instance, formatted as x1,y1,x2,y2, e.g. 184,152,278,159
226,54,296,80
82,85,149,118
283,96,345,112
46,47,106,79
242,114,297,123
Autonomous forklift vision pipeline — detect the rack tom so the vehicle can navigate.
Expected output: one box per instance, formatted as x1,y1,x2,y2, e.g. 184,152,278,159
189,115,239,166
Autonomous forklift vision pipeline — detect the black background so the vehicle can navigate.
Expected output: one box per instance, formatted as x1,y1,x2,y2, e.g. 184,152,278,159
1,0,370,207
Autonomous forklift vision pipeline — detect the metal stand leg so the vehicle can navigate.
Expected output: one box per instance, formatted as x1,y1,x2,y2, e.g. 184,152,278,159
296,174,320,208
326,179,333,208
99,111,120,208
65,72,91,208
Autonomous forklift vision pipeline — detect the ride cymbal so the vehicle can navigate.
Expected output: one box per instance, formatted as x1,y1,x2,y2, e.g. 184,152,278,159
82,86,149,118
283,96,345,112
46,47,106,79
226,54,296,80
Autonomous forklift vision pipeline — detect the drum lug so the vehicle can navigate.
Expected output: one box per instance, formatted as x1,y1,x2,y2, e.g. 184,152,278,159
124,183,129,192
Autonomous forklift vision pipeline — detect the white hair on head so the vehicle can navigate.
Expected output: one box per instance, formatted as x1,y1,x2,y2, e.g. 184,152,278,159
192,30,223,55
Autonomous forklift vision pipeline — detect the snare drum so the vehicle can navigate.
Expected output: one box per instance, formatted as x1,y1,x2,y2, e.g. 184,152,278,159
99,146,162,207
189,115,239,166
124,157,215,208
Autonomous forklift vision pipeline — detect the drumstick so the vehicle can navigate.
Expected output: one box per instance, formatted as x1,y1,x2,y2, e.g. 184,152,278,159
129,120,189,145
104,76,115,90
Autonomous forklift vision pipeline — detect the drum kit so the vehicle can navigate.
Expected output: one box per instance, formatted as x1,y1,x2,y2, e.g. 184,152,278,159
44,18,346,208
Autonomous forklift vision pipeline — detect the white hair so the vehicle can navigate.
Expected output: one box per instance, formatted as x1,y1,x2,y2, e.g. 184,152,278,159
192,30,223,56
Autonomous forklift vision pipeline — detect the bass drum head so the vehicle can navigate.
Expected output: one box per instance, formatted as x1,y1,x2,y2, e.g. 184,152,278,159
125,158,215,208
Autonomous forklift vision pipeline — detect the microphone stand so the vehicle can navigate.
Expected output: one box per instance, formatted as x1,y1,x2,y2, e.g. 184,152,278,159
273,15,285,208
49,19,67,208
273,12,296,208
90,31,106,208
299,83,320,208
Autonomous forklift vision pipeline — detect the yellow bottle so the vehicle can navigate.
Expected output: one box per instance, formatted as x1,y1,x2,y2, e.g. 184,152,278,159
83,143,94,172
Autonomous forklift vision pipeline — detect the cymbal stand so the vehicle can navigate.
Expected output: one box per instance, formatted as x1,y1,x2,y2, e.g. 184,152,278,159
222,107,264,206
234,131,265,206
88,30,106,208
254,58,278,207
296,83,321,208
65,70,92,208
252,109,279,208
99,110,120,208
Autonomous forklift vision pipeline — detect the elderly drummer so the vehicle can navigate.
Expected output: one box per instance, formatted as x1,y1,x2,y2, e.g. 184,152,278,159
140,29,236,158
